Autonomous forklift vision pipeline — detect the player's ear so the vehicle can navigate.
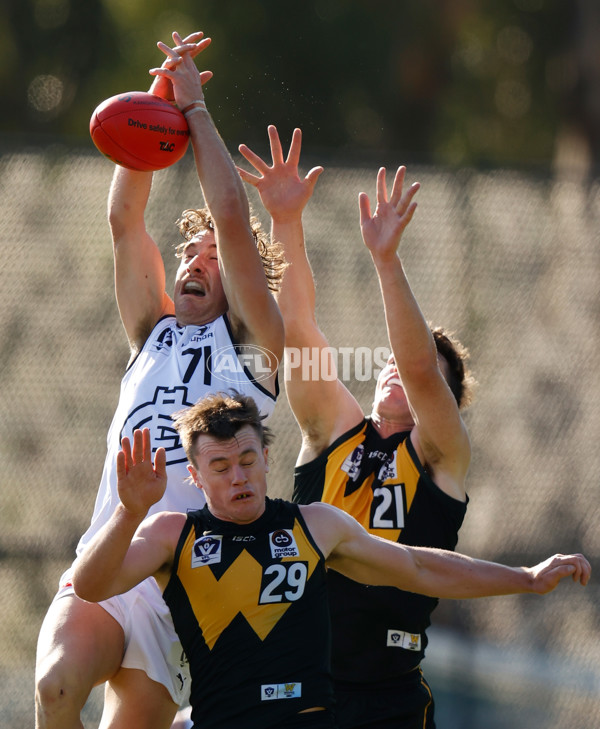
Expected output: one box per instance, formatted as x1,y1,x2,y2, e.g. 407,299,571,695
263,447,269,473
188,464,202,489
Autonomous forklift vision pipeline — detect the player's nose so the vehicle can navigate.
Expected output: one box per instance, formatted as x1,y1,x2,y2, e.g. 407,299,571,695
231,464,248,485
186,253,204,273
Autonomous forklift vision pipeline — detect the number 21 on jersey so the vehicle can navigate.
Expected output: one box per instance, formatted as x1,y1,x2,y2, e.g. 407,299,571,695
371,483,406,529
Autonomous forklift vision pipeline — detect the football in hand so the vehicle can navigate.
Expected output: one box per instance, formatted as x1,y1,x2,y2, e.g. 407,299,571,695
90,92,190,171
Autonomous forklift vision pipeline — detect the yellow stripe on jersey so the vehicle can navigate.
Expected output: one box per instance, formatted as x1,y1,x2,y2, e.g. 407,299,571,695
176,518,321,650
321,427,420,541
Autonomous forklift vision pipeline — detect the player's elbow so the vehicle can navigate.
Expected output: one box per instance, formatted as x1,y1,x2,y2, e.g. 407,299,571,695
71,580,101,603
71,569,109,604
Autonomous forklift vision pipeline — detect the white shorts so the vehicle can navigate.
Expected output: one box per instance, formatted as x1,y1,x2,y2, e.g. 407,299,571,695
56,569,191,706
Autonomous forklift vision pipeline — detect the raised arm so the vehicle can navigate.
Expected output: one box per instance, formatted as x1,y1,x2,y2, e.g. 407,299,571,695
303,502,591,599
361,167,470,500
109,32,212,355
238,126,363,462
151,36,283,382
72,429,183,602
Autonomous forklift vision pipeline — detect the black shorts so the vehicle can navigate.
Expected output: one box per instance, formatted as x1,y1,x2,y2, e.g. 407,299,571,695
333,668,435,729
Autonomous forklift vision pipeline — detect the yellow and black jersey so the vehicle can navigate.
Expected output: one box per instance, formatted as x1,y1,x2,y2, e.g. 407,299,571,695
163,498,334,729
293,418,467,682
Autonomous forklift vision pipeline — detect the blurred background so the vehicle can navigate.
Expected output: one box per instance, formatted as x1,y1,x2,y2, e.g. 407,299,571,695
1,1,599,727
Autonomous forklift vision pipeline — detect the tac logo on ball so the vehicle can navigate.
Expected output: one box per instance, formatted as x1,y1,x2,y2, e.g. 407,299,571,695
90,91,190,171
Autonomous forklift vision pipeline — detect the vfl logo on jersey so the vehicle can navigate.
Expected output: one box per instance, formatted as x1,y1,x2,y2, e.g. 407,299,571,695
340,444,364,481
191,535,223,567
261,682,302,700
269,529,299,558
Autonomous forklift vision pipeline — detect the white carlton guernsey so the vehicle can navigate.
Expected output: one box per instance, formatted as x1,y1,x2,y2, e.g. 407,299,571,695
77,315,276,556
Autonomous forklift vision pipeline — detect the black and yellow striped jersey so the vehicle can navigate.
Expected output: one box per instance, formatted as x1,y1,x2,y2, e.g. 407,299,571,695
163,498,335,729
293,418,467,682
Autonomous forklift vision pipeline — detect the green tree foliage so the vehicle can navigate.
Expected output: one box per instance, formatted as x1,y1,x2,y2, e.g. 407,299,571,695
4,0,597,170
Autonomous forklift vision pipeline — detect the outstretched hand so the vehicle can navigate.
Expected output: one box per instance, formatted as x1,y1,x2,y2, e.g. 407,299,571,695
116,428,167,518
359,166,420,263
238,125,323,223
149,30,213,105
526,553,591,594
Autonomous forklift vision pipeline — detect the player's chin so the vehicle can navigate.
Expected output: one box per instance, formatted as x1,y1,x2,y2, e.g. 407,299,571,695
175,297,212,324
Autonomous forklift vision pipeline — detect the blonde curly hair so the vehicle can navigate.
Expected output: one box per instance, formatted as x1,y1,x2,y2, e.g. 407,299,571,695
175,207,287,292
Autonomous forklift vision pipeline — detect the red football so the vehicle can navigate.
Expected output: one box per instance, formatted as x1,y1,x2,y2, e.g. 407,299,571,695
90,91,190,171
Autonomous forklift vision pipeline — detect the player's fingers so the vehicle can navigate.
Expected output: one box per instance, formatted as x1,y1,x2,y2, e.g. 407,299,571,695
358,192,372,227
142,428,153,464
236,164,261,186
199,70,213,86
131,429,145,464
389,166,407,207
268,125,285,165
180,31,205,44
157,40,180,61
376,167,388,203
305,166,324,192
238,143,270,175
119,437,132,475
570,554,591,585
396,182,420,217
116,449,126,480
149,67,173,79
285,127,302,167
186,37,212,59
154,447,167,479
400,201,418,229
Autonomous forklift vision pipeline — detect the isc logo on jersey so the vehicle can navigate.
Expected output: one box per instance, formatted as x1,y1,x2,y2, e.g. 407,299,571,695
191,535,223,567
269,529,299,558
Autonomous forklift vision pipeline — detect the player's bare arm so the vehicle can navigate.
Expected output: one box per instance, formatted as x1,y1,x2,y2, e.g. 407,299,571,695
302,501,591,599
108,167,174,356
72,429,182,602
151,41,283,393
362,167,470,501
107,34,213,355
239,125,363,460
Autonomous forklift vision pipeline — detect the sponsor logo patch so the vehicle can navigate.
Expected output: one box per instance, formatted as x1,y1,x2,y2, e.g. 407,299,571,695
269,529,299,559
386,629,421,651
378,458,397,482
261,682,302,700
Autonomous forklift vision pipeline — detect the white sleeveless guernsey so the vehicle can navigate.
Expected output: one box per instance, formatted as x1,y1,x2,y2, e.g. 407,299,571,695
77,314,277,555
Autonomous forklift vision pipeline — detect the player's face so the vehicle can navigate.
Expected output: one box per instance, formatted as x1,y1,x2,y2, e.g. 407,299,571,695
188,426,269,524
173,231,228,326
373,352,451,421
373,355,411,420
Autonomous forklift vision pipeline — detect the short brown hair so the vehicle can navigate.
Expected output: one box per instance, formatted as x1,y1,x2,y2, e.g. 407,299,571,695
431,326,476,409
175,207,287,292
173,390,273,467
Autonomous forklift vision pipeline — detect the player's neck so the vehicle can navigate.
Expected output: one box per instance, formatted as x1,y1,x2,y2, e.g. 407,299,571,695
369,411,413,439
